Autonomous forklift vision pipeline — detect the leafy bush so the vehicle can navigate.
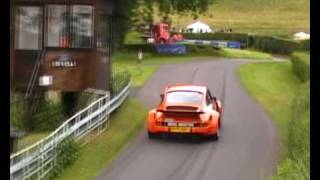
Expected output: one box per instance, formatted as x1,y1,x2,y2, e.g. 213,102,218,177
181,33,310,54
123,44,158,54
274,82,310,180
48,138,80,179
185,44,220,55
182,32,249,44
10,100,32,131
32,101,65,131
123,44,220,56
274,157,308,180
249,35,309,54
291,52,310,82
124,31,145,44
111,70,131,96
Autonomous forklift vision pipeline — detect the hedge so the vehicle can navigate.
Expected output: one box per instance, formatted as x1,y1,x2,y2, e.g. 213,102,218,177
48,138,80,179
249,36,309,54
290,52,310,82
274,82,309,180
181,33,310,54
182,32,249,44
122,44,220,56
111,70,131,97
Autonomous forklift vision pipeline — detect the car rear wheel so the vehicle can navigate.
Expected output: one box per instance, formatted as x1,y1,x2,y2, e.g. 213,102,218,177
148,132,157,139
210,129,220,141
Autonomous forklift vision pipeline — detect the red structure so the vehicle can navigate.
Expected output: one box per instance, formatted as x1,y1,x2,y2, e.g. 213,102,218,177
152,23,184,44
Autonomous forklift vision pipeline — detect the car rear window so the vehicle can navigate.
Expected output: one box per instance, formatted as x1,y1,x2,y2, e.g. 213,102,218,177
166,91,203,104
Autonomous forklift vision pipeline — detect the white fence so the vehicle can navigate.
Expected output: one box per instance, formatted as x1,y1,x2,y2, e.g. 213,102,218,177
10,82,132,180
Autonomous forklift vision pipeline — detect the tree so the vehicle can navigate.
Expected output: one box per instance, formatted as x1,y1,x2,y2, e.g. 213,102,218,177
112,0,214,47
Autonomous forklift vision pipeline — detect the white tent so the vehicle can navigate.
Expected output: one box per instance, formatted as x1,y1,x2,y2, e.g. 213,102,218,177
293,32,310,40
186,21,212,33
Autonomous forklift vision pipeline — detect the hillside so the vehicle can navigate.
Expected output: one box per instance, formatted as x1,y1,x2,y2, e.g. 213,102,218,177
151,0,309,36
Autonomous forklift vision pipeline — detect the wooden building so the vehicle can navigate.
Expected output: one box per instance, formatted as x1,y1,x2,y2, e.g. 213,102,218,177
11,0,114,94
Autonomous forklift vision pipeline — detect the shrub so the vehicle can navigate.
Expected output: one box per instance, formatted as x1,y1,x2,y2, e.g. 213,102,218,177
122,44,158,54
32,100,65,131
111,70,131,97
123,44,220,56
185,44,220,55
288,82,310,161
249,35,310,54
182,33,310,54
182,32,249,44
274,158,308,180
10,100,32,131
274,82,310,180
291,52,310,82
124,31,144,44
48,138,80,179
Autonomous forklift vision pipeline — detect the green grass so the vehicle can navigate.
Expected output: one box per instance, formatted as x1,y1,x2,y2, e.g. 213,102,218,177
113,48,272,87
55,98,148,180
219,48,272,60
238,62,300,149
151,0,309,36
113,52,215,87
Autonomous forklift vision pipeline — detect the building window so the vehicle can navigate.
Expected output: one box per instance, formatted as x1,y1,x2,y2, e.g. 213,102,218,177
45,5,93,48
71,5,93,48
96,12,110,48
15,6,42,50
46,5,68,47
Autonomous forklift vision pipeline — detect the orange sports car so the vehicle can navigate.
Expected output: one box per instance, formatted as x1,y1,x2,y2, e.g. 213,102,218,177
147,85,223,140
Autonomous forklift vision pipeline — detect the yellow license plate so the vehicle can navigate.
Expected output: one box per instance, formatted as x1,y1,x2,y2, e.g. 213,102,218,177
170,126,191,133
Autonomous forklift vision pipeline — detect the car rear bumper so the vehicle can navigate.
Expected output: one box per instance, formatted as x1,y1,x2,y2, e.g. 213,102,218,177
148,123,218,136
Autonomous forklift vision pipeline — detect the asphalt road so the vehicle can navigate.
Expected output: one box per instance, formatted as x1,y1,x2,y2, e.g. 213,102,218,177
97,59,280,180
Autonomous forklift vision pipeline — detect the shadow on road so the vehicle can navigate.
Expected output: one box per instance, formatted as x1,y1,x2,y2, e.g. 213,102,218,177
149,134,217,144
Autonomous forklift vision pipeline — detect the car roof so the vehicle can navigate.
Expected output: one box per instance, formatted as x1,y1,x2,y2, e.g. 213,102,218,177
166,85,207,94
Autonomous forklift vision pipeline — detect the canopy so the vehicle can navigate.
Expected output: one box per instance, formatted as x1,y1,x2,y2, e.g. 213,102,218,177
293,32,310,40
186,21,212,33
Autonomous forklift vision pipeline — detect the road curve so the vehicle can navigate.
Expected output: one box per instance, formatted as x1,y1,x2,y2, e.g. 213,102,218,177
97,59,280,180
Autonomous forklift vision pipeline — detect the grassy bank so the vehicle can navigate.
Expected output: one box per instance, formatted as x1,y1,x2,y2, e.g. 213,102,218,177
238,61,309,179
113,48,271,87
55,98,148,180
238,62,300,150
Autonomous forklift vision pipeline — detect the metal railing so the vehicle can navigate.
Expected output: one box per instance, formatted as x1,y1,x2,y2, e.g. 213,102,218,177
10,81,132,180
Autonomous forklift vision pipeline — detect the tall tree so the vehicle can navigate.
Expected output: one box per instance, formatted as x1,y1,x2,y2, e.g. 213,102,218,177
112,0,214,47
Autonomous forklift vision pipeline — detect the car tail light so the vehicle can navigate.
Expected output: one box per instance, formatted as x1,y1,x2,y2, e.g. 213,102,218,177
155,122,166,126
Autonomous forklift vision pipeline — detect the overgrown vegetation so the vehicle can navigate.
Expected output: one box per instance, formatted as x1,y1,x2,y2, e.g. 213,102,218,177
238,56,310,179
111,70,131,96
274,82,309,180
181,33,310,54
113,0,214,48
48,138,80,180
273,52,310,179
249,36,309,54
54,98,148,180
290,52,310,82
182,32,250,44
33,101,65,131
